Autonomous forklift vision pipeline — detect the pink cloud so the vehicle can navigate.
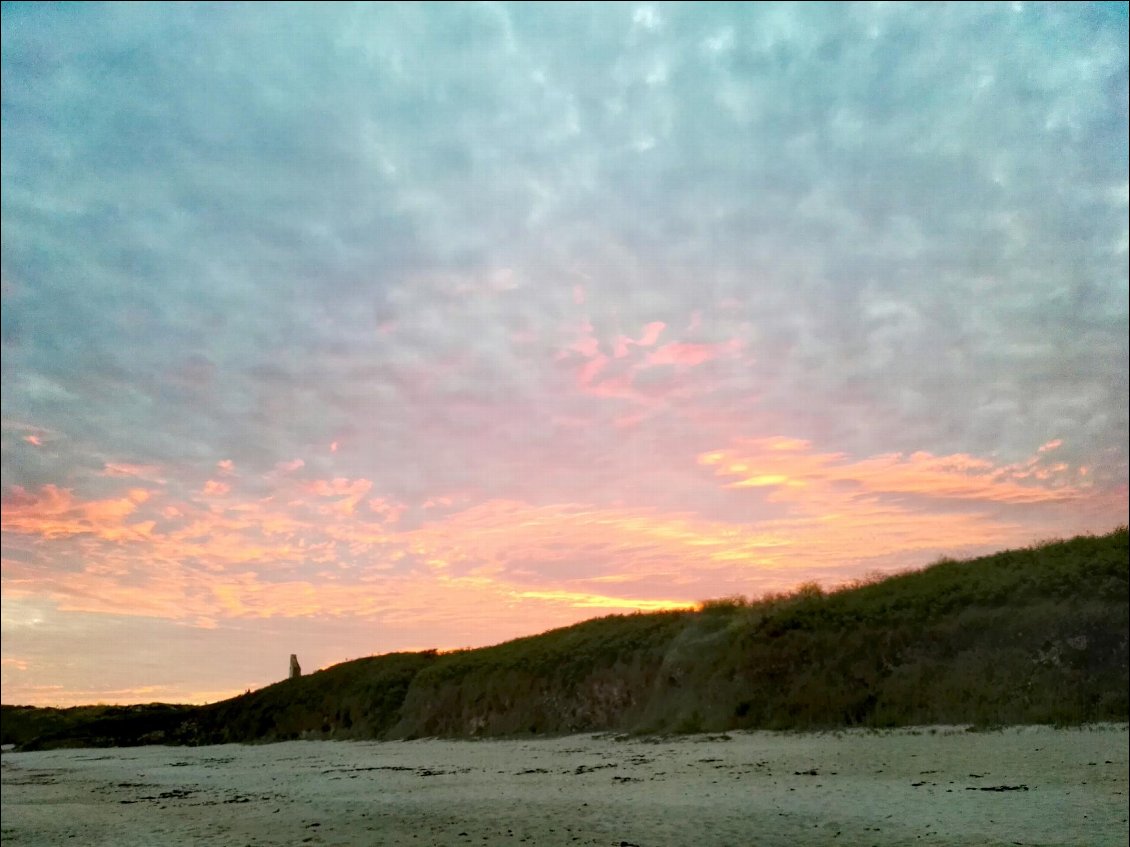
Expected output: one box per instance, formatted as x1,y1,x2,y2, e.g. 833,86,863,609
101,462,165,482
614,410,650,429
613,322,666,358
585,372,637,399
576,354,610,388
558,318,749,409
637,321,666,346
647,339,742,366
568,335,601,359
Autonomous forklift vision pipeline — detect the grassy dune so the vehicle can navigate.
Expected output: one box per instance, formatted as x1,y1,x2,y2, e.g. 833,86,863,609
3,527,1126,750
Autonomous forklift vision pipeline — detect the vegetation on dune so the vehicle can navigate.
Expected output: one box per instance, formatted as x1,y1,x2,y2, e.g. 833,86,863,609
390,609,691,737
0,703,196,750
3,527,1126,750
0,652,438,750
192,651,438,744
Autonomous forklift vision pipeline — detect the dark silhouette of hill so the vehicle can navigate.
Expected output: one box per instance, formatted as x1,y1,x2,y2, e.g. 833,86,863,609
3,527,1126,750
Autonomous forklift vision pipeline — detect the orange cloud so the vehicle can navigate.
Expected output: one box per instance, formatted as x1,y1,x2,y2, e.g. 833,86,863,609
1,431,1122,654
201,480,231,497
307,477,373,516
369,498,406,523
2,482,794,626
699,438,1088,505
1,485,153,541
512,589,692,611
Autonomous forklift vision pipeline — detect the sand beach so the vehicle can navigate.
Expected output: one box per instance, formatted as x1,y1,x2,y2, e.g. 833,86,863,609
2,724,1126,846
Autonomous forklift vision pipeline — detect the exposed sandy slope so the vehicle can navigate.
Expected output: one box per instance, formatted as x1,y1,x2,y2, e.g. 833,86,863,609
2,725,1126,847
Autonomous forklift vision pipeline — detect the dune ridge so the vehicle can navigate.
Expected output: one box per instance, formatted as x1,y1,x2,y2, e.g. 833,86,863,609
2,527,1126,750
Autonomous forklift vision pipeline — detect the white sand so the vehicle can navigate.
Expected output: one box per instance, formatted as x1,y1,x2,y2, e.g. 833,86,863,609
2,725,1127,846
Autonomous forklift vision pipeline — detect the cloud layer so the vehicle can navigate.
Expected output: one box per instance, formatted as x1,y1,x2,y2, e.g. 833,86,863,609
2,2,1126,705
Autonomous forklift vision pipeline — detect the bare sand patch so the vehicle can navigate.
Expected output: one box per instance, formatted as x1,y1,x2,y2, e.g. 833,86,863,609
2,724,1126,846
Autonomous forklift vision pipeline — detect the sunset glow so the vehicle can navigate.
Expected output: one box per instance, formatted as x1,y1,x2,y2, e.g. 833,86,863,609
2,3,1126,706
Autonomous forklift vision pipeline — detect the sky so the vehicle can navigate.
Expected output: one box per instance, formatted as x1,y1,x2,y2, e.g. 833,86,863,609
2,2,1127,707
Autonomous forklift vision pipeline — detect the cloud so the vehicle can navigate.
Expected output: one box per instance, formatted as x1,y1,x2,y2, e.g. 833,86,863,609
1,2,1126,703
699,438,1090,505
2,485,152,541
100,462,165,483
201,480,230,497
5,5,1123,492
2,430,1119,641
646,339,743,367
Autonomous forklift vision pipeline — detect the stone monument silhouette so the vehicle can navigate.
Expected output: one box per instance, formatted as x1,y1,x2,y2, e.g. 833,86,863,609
289,654,301,680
